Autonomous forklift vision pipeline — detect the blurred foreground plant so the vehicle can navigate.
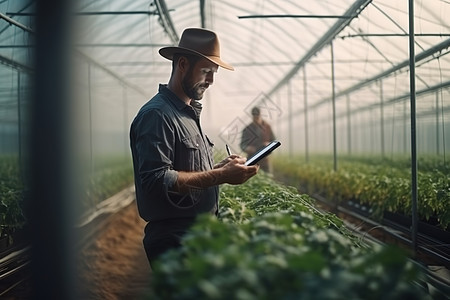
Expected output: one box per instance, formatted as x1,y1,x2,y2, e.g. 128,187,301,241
149,174,430,300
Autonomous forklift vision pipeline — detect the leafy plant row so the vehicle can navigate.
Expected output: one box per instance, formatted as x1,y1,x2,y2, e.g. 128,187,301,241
335,154,449,174
0,156,25,238
272,155,450,229
0,155,134,243
81,157,134,215
150,174,430,300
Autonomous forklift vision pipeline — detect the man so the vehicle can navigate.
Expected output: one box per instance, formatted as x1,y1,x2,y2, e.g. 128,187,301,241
130,28,259,267
240,106,276,173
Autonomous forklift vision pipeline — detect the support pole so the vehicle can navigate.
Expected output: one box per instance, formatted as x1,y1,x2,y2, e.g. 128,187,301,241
30,1,76,298
408,0,418,253
330,41,337,171
346,94,352,155
17,71,22,161
288,81,293,157
200,0,206,28
404,100,408,153
123,84,128,155
303,67,309,163
88,63,93,173
380,80,385,158
435,91,440,155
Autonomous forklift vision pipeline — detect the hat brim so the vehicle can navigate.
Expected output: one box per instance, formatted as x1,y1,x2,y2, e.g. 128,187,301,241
159,46,234,71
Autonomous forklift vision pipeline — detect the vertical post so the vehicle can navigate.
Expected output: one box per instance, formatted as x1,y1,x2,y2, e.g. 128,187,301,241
404,100,408,153
88,63,93,172
123,84,128,155
370,113,374,153
303,67,309,163
408,0,418,253
288,81,293,157
346,94,352,155
435,91,440,155
30,1,75,298
17,71,22,161
379,80,385,158
330,41,337,171
200,0,206,28
276,93,281,138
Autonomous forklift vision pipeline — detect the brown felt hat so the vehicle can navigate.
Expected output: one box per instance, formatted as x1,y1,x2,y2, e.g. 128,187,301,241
159,28,234,71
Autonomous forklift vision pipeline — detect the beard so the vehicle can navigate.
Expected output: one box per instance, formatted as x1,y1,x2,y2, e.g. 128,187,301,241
182,78,208,100
181,68,209,100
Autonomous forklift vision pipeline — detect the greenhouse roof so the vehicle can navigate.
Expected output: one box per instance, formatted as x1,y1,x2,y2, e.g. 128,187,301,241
1,0,449,143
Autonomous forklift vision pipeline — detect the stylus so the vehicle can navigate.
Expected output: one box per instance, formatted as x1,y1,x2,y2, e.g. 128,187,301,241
226,144,232,156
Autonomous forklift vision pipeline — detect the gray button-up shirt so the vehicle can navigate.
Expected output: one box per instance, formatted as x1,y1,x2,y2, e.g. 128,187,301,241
130,84,218,223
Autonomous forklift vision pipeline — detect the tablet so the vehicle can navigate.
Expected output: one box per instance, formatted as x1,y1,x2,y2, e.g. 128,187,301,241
245,140,281,166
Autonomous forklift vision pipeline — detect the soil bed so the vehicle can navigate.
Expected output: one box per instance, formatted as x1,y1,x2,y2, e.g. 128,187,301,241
77,203,152,300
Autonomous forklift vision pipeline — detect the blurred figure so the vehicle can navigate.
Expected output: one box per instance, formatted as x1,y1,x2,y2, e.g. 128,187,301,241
240,106,276,173
129,28,259,268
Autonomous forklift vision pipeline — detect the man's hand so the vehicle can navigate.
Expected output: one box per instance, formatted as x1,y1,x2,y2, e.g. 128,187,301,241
175,157,259,193
214,154,241,169
218,157,259,185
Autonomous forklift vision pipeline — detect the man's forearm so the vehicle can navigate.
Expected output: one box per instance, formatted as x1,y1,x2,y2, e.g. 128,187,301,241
173,157,258,193
174,169,224,193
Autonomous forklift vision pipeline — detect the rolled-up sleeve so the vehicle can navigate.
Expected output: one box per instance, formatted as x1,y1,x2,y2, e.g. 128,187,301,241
131,108,178,219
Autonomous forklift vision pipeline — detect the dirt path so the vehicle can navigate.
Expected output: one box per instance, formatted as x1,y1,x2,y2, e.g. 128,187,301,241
77,203,152,300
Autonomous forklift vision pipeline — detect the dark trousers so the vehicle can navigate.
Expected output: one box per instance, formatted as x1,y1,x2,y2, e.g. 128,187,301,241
143,232,184,269
143,218,195,269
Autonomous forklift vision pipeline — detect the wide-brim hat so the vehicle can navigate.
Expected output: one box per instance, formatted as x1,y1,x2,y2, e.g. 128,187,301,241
159,28,234,71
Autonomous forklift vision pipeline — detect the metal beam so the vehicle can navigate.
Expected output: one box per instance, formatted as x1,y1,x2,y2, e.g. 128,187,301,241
6,11,173,16
334,38,450,100
76,50,147,97
0,43,172,48
344,105,450,124
75,43,170,48
324,80,450,121
238,14,357,19
0,1,33,36
0,11,34,33
0,45,31,48
266,0,373,98
71,11,160,16
408,0,419,253
331,41,337,171
0,10,148,97
340,33,450,38
0,53,33,73
200,0,206,28
154,0,179,44
295,38,450,115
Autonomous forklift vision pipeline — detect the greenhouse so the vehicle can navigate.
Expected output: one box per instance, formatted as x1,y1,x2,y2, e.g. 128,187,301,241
0,0,449,298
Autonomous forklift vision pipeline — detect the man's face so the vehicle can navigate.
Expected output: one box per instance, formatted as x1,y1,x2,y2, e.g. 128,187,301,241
182,58,218,100
252,113,262,122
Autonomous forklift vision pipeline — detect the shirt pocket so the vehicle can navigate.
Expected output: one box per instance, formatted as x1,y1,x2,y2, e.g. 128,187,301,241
204,135,215,166
181,134,202,170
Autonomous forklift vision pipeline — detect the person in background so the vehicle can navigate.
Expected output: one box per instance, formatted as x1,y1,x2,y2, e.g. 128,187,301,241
129,28,259,268
240,106,276,173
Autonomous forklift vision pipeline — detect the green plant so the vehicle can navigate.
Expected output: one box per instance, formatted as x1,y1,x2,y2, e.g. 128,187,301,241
149,174,429,299
81,156,134,214
273,155,450,229
0,156,25,237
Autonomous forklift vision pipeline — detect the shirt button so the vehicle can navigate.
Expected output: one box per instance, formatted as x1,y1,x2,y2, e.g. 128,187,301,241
196,143,199,147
